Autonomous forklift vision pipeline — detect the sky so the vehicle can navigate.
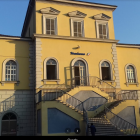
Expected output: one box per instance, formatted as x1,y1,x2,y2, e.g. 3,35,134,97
0,0,140,44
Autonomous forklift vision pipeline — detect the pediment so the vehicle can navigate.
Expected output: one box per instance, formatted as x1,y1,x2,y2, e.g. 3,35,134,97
93,13,111,21
40,7,60,15
68,10,87,18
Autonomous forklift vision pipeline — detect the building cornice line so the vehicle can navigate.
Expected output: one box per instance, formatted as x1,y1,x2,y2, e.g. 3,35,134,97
33,34,119,43
36,0,117,11
0,36,32,41
117,44,140,49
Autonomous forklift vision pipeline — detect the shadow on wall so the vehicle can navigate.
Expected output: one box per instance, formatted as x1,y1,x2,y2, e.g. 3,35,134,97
7,40,30,90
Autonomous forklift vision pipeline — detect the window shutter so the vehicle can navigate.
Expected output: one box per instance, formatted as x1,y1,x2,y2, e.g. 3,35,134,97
46,19,50,34
74,22,77,36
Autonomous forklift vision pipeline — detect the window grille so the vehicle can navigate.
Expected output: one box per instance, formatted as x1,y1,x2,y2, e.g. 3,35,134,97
127,65,136,83
5,61,17,81
46,18,55,35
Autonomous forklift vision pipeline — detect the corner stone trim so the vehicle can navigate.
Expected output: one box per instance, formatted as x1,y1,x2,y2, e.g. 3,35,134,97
35,38,42,90
111,43,121,88
29,42,35,89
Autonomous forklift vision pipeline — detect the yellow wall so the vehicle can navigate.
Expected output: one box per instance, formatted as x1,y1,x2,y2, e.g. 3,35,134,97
36,1,115,39
36,101,86,136
117,47,140,90
0,39,30,90
40,38,116,86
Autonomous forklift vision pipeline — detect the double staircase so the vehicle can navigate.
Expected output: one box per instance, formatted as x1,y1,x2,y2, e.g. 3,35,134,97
36,76,138,136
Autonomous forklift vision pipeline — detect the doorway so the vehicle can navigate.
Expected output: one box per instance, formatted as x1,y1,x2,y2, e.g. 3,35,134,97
73,60,86,86
1,113,17,136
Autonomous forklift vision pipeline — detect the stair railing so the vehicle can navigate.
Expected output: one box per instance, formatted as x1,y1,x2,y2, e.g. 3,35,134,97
67,76,116,95
105,106,138,135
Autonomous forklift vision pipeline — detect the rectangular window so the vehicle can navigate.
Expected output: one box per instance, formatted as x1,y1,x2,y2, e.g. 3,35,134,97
73,21,82,37
46,18,55,35
101,67,110,80
98,24,108,39
37,109,41,134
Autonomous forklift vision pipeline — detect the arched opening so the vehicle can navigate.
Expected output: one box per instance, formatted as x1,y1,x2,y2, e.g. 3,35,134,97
126,65,136,83
101,61,111,80
5,60,17,81
1,113,17,136
71,58,89,86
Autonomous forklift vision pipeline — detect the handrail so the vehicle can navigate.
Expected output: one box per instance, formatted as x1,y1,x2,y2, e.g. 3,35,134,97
105,106,138,135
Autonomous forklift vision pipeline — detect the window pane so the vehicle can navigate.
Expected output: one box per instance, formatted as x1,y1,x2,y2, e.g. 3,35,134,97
99,35,103,39
51,19,55,30
102,67,110,80
51,31,55,35
47,65,56,80
11,75,13,81
74,22,77,33
46,31,50,35
74,33,77,37
78,22,81,33
78,33,82,37
103,25,106,35
99,24,102,34
46,19,50,30
47,59,56,65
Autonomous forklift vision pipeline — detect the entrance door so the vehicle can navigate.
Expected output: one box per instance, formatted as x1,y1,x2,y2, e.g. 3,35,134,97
1,113,17,136
73,60,86,86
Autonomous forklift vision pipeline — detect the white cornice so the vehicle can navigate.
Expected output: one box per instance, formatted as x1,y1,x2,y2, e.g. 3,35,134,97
0,36,31,41
40,7,60,15
36,0,117,11
33,34,119,43
68,10,87,18
93,13,111,21
117,44,140,48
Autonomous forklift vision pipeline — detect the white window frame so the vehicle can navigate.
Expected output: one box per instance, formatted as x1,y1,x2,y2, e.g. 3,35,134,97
70,17,85,37
43,57,59,84
95,20,109,39
42,14,58,35
99,60,114,84
125,64,139,87
1,58,19,86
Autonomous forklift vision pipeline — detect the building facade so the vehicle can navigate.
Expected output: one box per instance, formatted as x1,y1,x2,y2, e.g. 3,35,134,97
0,0,140,136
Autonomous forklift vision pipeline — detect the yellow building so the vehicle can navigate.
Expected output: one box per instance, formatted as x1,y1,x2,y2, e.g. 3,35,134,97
0,0,140,136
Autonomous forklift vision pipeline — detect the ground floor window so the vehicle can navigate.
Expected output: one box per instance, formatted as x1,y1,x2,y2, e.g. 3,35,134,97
37,109,41,134
1,113,17,136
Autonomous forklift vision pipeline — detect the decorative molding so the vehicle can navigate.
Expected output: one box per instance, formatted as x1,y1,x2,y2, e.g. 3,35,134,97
42,79,60,84
43,57,59,84
70,17,85,37
99,59,113,81
2,58,19,86
93,13,111,21
35,38,42,91
40,7,60,15
33,34,119,43
125,63,138,87
1,81,20,86
95,20,109,39
111,43,121,88
36,0,117,11
42,14,58,35
68,10,87,18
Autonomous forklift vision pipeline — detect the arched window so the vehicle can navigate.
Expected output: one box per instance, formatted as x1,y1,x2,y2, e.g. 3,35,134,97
126,65,136,83
5,60,17,81
1,113,17,136
101,61,111,80
46,59,57,80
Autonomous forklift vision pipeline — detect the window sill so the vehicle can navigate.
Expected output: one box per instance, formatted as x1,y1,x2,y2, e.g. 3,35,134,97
126,82,139,87
42,79,60,84
1,81,20,86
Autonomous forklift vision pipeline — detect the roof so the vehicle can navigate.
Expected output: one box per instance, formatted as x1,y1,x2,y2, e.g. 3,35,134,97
117,43,140,46
21,0,117,37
